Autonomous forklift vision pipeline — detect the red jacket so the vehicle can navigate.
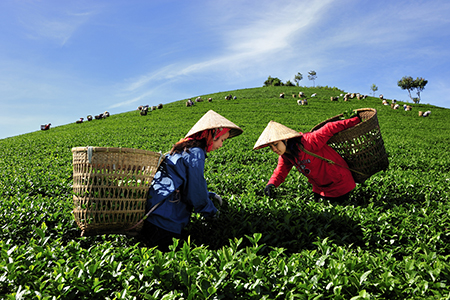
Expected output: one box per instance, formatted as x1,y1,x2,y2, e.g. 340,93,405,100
268,117,360,198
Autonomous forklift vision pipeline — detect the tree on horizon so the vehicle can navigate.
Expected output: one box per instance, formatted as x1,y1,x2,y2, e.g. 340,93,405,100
308,70,317,87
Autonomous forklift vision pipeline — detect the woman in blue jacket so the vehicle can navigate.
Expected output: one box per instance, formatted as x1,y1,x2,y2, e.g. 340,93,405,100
141,110,243,251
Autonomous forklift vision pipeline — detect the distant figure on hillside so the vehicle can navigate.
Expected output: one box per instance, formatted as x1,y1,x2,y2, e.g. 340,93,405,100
297,99,308,105
75,118,84,124
254,115,361,203
40,123,51,130
186,99,194,107
140,106,148,116
139,110,243,251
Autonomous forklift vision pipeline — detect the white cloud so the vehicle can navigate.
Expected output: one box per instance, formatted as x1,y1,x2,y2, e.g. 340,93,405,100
122,64,178,92
109,91,154,109
17,2,97,46
122,0,335,93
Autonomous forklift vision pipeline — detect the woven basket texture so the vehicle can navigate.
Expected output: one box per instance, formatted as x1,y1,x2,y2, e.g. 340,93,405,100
310,108,389,183
72,147,162,236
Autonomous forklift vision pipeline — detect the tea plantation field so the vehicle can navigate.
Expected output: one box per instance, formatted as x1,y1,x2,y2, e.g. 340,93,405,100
1,86,450,299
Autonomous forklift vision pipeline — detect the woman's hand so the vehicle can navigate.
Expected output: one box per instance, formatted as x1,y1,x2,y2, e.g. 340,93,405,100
264,184,275,197
211,194,223,207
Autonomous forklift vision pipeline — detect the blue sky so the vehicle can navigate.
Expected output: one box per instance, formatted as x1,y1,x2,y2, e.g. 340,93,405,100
1,0,449,139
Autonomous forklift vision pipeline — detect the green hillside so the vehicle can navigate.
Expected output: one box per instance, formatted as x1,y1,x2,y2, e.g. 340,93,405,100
1,86,450,299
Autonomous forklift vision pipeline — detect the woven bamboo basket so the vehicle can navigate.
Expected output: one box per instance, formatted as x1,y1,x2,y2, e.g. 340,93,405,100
72,147,163,236
310,108,389,183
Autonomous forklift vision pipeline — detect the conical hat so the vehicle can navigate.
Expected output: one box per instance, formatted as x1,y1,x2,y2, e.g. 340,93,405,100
185,110,243,139
253,121,301,150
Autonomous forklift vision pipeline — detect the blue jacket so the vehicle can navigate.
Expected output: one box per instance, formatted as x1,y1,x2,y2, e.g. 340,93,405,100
146,147,218,234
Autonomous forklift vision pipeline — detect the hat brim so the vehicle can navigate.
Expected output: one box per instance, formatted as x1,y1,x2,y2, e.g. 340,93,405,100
253,121,301,150
185,110,243,139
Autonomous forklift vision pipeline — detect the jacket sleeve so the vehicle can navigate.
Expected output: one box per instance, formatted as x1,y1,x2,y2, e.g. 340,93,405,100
267,155,294,187
183,149,217,217
306,116,360,150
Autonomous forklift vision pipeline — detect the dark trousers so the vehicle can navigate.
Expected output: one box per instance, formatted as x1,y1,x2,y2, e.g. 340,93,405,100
140,221,181,252
314,192,350,202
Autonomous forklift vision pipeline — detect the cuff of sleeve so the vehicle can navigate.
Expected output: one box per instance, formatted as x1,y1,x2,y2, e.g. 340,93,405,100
203,207,218,218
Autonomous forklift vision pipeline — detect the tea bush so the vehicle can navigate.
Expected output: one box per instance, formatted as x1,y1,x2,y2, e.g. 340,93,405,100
1,86,450,299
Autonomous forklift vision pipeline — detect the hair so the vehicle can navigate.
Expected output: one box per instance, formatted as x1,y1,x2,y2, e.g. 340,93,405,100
170,138,207,155
169,127,231,155
286,137,303,157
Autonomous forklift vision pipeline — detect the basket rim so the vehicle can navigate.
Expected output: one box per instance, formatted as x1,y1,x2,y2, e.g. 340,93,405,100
71,146,161,156
310,107,377,132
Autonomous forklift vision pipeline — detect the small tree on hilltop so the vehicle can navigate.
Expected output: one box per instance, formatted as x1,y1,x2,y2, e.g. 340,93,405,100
308,70,317,87
397,76,428,103
370,84,378,97
264,76,284,87
272,77,282,86
414,77,428,103
397,76,415,101
264,76,274,87
285,80,295,87
294,72,303,86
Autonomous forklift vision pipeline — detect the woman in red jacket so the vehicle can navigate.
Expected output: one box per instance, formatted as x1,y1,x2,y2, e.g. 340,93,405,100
254,116,360,202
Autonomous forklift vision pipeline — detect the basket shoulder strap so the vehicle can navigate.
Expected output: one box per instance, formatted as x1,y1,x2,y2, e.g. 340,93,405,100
125,200,164,232
125,151,167,232
297,143,366,177
298,143,336,164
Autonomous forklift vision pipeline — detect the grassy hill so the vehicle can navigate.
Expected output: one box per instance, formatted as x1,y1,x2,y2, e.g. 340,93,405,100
1,86,450,299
